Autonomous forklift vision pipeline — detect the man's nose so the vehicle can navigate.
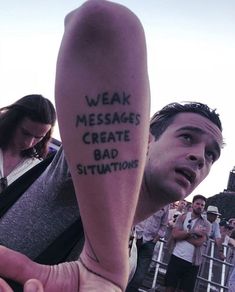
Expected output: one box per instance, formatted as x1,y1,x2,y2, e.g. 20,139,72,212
187,147,205,169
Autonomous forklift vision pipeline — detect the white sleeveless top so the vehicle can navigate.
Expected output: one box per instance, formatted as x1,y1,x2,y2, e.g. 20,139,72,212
173,212,197,263
0,148,41,187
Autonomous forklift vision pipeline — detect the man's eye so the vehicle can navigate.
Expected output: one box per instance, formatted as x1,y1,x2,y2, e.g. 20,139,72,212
181,134,192,142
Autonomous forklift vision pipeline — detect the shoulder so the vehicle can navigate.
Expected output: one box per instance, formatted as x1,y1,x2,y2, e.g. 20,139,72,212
201,217,211,231
174,212,187,227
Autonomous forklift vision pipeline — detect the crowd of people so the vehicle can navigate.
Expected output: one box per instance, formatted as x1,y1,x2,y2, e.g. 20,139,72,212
0,1,233,292
128,199,235,291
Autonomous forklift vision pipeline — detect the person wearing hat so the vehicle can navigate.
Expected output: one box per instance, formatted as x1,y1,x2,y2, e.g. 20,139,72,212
206,205,225,260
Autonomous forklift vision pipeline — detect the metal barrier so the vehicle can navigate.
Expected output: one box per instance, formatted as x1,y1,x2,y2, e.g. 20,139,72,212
195,240,234,292
144,238,234,292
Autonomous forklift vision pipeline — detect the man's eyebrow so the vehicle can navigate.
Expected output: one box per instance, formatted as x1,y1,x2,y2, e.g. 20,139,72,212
176,126,204,135
176,126,221,157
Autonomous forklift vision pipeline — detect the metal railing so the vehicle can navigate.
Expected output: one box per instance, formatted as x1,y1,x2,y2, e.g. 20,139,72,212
145,238,234,292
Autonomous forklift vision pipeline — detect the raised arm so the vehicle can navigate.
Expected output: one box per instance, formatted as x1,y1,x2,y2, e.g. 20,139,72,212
0,1,150,291
55,0,150,289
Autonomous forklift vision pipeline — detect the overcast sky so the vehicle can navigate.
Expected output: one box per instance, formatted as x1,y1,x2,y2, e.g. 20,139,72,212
1,0,235,201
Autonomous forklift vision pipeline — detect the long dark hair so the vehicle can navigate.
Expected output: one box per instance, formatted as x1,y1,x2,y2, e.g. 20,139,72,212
0,94,56,158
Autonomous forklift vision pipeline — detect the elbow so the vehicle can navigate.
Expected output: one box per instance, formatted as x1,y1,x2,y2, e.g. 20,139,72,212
63,0,144,50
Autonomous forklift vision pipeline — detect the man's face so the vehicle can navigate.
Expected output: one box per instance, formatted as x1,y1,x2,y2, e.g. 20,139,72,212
12,117,51,151
192,198,206,215
207,213,218,223
229,219,235,228
177,200,187,211
144,112,223,203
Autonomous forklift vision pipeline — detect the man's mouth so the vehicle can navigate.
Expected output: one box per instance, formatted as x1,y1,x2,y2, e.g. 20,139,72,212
175,167,196,184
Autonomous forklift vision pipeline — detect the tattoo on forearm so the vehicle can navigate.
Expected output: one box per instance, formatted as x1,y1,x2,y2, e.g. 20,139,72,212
77,160,139,175
85,91,131,106
76,91,140,175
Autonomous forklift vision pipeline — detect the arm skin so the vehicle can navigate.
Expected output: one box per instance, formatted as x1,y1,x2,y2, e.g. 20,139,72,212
0,1,150,291
55,0,150,290
172,227,207,247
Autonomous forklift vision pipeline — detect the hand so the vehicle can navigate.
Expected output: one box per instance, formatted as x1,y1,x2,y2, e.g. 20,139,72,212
0,246,79,292
153,235,160,243
0,246,121,292
218,250,226,261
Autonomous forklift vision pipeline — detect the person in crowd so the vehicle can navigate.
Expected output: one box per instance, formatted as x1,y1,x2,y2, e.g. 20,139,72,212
165,194,211,292
219,220,235,249
0,94,56,192
227,228,235,292
228,218,235,230
0,1,224,291
126,205,169,291
168,200,187,227
185,202,193,213
206,205,225,260
230,229,235,240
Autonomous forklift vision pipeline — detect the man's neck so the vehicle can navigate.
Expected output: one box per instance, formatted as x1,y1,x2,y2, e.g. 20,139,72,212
191,211,201,219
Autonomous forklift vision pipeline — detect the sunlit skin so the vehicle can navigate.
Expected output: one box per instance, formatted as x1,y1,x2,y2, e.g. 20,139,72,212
135,112,223,221
10,117,51,152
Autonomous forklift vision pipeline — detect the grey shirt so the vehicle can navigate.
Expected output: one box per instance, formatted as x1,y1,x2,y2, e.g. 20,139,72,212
135,205,170,242
0,147,82,260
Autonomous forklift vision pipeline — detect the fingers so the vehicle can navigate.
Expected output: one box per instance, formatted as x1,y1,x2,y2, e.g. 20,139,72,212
0,246,43,285
24,279,44,292
0,278,44,292
0,245,80,291
0,278,13,292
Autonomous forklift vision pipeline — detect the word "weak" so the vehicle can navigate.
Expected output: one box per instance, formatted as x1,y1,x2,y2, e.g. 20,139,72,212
85,92,131,107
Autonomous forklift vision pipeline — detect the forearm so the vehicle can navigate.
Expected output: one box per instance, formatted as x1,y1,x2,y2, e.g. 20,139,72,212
187,236,204,247
172,230,205,246
172,229,189,240
55,0,150,289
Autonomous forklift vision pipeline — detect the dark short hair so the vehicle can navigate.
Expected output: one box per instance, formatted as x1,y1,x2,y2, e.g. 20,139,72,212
0,94,56,158
192,194,207,204
150,102,222,141
219,220,234,230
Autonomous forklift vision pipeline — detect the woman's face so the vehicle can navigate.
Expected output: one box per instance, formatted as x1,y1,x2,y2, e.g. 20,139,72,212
11,117,51,151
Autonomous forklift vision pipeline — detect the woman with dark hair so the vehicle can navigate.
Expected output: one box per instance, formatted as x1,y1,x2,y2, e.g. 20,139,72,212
0,94,56,192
